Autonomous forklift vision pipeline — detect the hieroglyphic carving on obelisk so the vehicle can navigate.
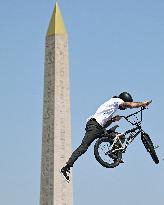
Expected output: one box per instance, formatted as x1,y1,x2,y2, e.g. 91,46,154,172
40,3,73,205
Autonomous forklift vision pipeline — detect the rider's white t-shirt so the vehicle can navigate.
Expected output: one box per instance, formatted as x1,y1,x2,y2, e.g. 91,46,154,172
87,97,124,127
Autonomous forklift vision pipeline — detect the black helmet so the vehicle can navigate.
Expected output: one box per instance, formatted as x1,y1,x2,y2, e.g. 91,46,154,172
119,92,133,102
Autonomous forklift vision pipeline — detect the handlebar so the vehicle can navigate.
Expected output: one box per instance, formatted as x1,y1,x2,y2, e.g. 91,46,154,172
120,107,148,126
121,107,147,119
127,107,146,118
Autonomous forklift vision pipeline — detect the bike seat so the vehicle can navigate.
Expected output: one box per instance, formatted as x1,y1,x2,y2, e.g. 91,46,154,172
108,125,119,133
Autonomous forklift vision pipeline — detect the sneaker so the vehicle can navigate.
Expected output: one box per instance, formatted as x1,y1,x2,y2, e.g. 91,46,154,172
61,164,71,182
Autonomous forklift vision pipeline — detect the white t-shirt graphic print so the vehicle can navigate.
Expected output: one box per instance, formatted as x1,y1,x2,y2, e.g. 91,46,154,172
88,98,124,127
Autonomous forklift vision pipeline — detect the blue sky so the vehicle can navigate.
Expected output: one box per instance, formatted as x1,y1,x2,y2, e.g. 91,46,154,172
0,0,164,205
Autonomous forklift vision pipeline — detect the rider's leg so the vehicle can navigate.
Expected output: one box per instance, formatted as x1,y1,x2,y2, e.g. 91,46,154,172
66,120,104,167
61,119,104,179
66,136,92,167
61,134,92,181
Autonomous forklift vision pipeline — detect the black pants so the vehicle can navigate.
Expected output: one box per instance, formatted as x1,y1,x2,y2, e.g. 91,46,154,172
67,118,104,167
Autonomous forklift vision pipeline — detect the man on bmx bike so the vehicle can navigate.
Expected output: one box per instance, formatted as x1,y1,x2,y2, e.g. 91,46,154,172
61,92,152,181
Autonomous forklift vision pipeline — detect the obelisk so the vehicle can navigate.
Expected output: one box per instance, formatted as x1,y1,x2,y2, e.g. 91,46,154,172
40,3,73,205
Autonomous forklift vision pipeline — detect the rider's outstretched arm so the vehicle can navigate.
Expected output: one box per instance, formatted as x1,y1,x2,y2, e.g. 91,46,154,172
120,100,152,109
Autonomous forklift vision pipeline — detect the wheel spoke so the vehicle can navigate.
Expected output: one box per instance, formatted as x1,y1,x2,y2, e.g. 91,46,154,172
98,142,115,163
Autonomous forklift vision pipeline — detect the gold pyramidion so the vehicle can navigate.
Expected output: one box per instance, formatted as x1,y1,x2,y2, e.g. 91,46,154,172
47,2,67,36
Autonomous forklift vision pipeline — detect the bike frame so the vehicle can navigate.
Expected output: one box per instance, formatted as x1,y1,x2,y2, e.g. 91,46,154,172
109,107,146,153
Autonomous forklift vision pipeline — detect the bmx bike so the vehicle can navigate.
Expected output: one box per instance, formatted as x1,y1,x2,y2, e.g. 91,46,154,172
94,107,159,168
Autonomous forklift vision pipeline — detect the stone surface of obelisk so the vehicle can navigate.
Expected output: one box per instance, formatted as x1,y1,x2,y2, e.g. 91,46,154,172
40,3,73,205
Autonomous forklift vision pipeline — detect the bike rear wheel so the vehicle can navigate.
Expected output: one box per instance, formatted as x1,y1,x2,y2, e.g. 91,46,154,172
141,132,159,164
94,137,122,168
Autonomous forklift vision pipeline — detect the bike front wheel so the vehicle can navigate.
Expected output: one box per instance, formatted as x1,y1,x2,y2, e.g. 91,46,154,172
141,132,159,164
94,137,122,168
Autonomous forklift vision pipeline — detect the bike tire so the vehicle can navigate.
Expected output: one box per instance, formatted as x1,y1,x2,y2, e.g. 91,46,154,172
141,133,159,164
94,137,122,168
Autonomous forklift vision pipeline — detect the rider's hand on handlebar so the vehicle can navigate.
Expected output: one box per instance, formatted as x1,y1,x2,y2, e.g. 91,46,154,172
143,100,152,107
112,115,122,122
